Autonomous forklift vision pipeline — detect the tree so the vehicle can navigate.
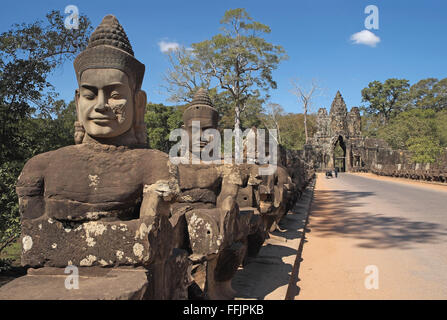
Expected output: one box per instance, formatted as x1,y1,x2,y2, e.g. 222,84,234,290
403,78,439,110
403,78,447,112
213,90,265,131
0,10,91,257
278,113,316,150
378,108,440,150
407,136,443,164
361,78,410,125
162,46,213,103
359,77,446,165
290,79,320,144
262,103,284,144
144,103,183,153
162,8,287,155
197,9,287,131
0,9,92,162
435,109,447,147
360,112,381,138
432,78,447,111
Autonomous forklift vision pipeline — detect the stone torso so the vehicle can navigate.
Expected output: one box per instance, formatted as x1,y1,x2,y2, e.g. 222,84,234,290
17,144,170,222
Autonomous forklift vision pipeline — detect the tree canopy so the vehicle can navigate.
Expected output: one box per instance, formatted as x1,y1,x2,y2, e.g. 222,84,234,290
0,10,91,260
361,78,410,125
361,77,447,163
163,8,287,133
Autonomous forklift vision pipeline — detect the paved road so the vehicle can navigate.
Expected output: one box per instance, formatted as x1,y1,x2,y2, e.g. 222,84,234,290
295,173,447,299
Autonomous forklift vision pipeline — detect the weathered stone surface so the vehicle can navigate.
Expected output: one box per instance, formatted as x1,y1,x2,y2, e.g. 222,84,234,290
206,241,246,300
7,14,195,301
179,188,217,204
7,15,317,301
185,200,238,257
21,216,154,268
146,248,191,300
17,145,171,222
0,267,149,300
236,185,254,208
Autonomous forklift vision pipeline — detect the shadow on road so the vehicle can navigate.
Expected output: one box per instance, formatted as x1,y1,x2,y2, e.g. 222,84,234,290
232,200,309,299
309,189,447,249
232,244,296,300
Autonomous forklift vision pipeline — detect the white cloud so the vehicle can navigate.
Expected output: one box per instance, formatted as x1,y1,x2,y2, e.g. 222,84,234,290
158,40,180,53
350,30,381,47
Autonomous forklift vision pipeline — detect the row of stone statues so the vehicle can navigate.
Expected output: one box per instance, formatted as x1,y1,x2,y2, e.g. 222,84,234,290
8,15,313,299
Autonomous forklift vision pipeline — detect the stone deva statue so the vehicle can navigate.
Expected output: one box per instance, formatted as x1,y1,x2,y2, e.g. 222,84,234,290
176,88,296,299
2,15,313,300
13,15,190,300
182,87,219,160
73,15,147,147
174,89,248,299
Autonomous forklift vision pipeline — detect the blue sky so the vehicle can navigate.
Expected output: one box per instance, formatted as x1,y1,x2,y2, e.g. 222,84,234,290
1,0,446,114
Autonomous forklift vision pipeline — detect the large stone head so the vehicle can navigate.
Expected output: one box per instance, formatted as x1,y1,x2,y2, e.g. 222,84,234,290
182,88,219,153
73,15,147,146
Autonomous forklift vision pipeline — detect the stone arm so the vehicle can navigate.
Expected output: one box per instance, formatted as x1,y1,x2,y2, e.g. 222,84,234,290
16,154,48,220
216,182,239,209
139,151,179,219
140,180,175,218
215,166,245,209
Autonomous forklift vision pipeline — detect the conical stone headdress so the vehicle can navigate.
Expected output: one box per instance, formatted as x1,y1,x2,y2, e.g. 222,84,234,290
183,88,219,126
74,15,145,90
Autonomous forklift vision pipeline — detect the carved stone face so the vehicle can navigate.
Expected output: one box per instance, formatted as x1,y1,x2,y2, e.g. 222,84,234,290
185,118,217,153
77,68,134,138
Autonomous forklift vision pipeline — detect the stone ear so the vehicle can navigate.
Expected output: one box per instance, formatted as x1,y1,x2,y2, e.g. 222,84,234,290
135,90,147,112
74,89,85,144
75,89,80,120
134,90,148,145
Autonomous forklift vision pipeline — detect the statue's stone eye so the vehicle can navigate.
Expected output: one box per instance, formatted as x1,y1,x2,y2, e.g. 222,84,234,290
111,92,122,99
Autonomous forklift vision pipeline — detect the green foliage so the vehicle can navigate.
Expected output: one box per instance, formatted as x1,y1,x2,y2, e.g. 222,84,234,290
0,10,91,254
0,259,13,272
435,110,447,147
361,77,447,164
0,162,21,255
0,240,21,271
377,108,439,149
0,101,76,255
213,90,264,130
195,8,287,129
360,112,381,138
361,78,410,124
163,8,287,130
403,78,447,112
276,113,316,150
145,103,184,153
407,136,443,164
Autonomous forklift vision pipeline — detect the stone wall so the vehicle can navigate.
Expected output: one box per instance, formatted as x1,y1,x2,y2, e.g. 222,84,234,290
369,148,447,183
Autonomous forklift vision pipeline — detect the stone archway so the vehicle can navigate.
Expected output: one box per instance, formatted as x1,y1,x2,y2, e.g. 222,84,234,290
332,135,346,172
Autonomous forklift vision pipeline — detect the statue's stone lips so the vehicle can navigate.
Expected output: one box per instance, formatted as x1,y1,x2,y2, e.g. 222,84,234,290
90,116,116,123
